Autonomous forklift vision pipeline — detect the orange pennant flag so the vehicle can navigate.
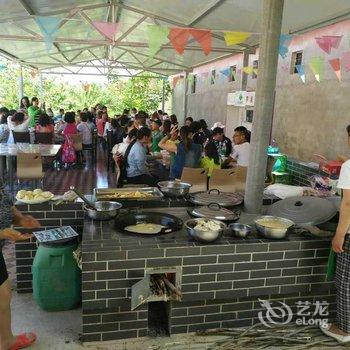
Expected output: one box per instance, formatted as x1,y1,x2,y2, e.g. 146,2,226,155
189,29,212,55
329,58,341,81
169,28,190,54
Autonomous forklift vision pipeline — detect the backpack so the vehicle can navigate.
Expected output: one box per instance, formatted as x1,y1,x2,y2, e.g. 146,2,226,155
61,136,77,164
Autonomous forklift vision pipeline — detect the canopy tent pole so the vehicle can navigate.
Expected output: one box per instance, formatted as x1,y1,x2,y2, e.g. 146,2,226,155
161,78,166,112
244,0,284,214
39,72,44,104
18,65,23,107
182,72,188,123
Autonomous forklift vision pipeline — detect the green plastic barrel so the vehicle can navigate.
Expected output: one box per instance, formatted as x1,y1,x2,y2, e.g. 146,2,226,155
32,240,81,311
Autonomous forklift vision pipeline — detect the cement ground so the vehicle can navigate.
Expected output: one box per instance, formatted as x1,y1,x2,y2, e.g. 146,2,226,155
11,292,350,350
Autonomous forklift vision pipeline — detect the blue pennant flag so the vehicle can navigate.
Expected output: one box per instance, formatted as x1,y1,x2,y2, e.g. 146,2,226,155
279,34,292,58
220,67,231,77
295,64,306,83
36,16,61,52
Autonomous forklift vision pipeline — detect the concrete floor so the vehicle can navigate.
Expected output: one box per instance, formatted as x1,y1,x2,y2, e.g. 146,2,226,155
11,292,349,350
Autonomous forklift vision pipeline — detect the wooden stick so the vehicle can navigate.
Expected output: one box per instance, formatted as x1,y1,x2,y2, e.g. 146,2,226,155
162,276,182,297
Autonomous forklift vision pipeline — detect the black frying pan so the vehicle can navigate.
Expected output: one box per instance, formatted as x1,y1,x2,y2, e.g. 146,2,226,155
115,211,183,235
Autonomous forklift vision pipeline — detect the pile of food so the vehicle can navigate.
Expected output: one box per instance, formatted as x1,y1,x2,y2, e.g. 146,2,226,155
16,189,54,203
194,219,222,232
255,218,291,229
102,191,154,199
125,223,167,234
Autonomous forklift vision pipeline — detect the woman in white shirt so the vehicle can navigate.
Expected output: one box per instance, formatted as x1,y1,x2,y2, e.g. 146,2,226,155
7,112,30,144
321,125,350,343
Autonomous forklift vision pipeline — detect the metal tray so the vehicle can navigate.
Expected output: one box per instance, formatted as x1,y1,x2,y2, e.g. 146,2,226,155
94,187,164,201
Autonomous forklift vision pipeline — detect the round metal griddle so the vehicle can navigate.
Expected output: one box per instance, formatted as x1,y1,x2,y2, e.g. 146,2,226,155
188,203,240,222
115,211,183,235
189,189,243,207
267,196,338,226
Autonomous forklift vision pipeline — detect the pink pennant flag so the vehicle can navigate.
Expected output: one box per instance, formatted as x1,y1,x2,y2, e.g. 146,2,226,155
342,52,350,71
92,21,120,41
326,35,342,49
189,29,212,55
169,28,190,54
315,37,331,54
315,35,343,54
329,58,341,81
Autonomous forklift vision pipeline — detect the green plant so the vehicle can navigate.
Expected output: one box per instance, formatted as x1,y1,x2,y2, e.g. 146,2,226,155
0,63,170,115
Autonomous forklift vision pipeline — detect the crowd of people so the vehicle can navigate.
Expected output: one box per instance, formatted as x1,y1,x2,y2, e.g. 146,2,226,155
0,96,251,185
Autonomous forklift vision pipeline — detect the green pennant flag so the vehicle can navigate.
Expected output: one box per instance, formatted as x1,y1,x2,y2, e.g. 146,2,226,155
309,56,324,82
187,74,194,83
147,25,169,57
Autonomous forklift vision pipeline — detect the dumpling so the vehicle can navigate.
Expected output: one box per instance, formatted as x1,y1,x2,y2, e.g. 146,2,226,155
33,189,43,195
42,191,53,198
17,190,27,199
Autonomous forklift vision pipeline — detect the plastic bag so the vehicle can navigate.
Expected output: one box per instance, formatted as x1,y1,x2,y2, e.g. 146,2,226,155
326,249,336,281
264,184,304,199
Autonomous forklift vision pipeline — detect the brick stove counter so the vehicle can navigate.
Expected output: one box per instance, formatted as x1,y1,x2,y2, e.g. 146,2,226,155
82,207,335,343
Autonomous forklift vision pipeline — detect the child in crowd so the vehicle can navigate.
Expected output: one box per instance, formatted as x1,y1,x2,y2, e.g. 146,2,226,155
151,119,163,152
200,141,221,177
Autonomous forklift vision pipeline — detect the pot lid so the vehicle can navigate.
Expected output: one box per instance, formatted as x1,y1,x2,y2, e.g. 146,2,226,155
267,196,337,226
190,203,240,221
190,189,243,207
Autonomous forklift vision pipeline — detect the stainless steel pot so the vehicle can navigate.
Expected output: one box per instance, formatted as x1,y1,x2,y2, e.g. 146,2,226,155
84,201,122,220
158,181,192,197
255,216,294,239
228,223,252,238
185,218,226,243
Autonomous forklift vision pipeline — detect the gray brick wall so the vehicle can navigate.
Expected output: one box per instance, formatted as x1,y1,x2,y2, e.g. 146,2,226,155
82,235,335,342
286,158,329,187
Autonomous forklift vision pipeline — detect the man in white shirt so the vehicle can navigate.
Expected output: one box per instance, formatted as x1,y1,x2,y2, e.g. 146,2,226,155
226,126,251,167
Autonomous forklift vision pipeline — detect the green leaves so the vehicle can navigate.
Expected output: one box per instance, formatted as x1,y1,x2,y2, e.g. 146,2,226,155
0,65,170,113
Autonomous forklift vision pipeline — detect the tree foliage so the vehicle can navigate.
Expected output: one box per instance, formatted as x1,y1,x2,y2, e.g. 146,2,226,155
0,63,171,115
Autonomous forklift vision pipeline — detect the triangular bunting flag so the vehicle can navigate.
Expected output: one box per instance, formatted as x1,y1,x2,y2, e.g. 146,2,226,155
309,57,324,82
172,75,184,88
279,34,292,58
231,69,236,81
35,16,61,51
187,74,195,83
329,58,341,81
224,31,251,46
189,29,212,55
315,37,331,54
295,64,306,83
30,69,38,79
326,35,342,49
243,66,254,75
169,28,190,54
342,52,350,71
315,35,342,54
220,67,231,77
147,25,169,57
92,21,120,41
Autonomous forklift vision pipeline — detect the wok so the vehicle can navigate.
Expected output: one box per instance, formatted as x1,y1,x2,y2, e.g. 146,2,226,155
115,211,183,235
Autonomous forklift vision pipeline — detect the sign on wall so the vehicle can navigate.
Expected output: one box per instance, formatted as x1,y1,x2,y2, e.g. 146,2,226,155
227,91,255,106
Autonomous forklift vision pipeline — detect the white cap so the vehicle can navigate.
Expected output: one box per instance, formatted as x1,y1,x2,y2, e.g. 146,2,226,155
211,122,225,130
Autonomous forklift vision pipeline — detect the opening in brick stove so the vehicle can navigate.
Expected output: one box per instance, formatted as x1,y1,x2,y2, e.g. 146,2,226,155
131,267,182,337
